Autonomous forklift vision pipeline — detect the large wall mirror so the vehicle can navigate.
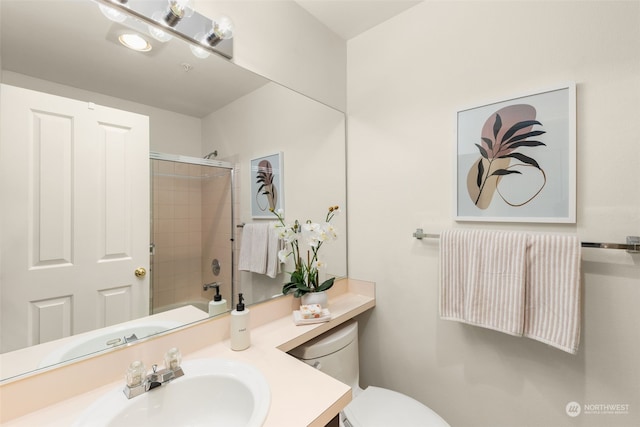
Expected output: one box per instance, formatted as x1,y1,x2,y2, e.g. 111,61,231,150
0,0,346,381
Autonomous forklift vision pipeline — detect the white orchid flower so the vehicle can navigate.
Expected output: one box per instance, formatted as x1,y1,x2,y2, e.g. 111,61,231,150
277,249,288,263
302,222,323,247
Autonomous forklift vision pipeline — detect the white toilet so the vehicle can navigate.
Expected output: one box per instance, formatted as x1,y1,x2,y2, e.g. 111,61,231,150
288,320,450,427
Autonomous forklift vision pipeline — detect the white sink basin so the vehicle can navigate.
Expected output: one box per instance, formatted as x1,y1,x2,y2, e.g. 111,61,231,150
39,320,182,367
73,358,271,427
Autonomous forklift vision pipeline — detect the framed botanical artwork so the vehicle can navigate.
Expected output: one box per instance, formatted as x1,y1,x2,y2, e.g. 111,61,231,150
455,83,576,223
250,152,284,218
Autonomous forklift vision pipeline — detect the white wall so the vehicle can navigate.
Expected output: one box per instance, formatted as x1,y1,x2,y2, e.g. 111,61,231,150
348,1,639,427
196,0,347,111
202,82,347,303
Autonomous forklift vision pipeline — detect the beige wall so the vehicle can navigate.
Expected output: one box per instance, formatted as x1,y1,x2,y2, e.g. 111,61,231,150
347,1,639,427
196,0,347,111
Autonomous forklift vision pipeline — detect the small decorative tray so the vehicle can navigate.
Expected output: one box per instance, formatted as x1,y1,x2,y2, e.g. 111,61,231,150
292,309,332,325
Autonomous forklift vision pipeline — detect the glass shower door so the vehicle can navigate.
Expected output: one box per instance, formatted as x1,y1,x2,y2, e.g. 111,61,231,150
150,155,233,316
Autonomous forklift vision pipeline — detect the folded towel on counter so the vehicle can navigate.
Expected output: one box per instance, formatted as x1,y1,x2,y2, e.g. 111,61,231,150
440,229,528,336
524,234,581,354
439,229,582,354
238,223,270,274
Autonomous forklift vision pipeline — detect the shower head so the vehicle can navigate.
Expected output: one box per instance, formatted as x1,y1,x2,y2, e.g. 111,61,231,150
204,150,218,159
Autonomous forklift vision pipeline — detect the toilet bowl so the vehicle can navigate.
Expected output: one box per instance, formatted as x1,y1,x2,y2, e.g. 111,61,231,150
288,320,450,427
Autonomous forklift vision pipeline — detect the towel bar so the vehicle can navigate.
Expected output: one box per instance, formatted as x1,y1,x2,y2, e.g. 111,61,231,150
412,228,640,253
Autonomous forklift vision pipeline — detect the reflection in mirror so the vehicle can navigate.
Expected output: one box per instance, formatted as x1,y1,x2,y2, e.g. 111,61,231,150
0,0,346,382
150,154,233,316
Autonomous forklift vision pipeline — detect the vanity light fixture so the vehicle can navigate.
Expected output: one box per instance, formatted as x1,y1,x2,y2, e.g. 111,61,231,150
118,33,152,52
93,0,234,59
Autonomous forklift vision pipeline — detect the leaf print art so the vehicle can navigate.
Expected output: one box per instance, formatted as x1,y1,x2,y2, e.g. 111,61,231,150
255,159,277,211
466,104,547,209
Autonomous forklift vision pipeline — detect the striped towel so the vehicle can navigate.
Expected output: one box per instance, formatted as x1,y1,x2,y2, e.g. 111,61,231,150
524,234,581,354
440,230,582,354
440,229,528,336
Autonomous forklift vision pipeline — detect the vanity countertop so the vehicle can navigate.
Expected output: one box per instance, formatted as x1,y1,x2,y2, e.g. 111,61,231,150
0,279,375,427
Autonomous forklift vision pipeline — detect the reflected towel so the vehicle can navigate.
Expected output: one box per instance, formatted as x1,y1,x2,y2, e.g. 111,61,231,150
266,224,283,278
524,234,581,354
238,223,270,274
440,229,528,336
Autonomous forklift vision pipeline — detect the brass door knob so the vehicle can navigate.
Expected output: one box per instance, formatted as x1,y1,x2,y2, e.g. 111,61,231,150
134,267,147,278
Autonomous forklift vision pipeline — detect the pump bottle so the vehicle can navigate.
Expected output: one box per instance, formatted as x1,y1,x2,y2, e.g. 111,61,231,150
230,293,250,351
208,284,227,316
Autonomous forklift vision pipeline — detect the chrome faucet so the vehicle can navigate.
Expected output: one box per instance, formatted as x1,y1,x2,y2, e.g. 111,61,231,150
146,363,184,390
123,348,184,399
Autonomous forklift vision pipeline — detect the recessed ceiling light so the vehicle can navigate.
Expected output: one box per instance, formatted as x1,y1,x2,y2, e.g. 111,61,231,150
118,33,152,52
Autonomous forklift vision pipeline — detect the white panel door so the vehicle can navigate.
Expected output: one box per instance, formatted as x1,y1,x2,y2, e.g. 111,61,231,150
0,84,149,353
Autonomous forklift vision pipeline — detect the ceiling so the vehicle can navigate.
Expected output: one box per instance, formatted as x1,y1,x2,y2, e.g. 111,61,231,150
1,0,269,117
295,0,422,40
0,1,421,118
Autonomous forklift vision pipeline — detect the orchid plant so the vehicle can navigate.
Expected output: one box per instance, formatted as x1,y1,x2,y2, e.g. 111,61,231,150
271,206,340,297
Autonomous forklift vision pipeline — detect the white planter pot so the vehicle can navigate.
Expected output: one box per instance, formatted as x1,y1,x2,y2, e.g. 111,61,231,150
301,291,328,308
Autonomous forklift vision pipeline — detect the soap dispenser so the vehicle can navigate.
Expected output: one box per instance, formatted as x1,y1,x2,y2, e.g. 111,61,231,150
208,284,227,317
230,293,250,351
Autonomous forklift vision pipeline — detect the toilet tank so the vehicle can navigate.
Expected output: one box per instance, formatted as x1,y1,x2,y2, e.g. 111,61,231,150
288,320,360,392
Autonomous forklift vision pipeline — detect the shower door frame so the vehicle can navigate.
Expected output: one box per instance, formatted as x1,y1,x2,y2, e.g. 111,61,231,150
149,151,235,315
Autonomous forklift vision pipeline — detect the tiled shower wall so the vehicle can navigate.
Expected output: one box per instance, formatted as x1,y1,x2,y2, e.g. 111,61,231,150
151,159,232,314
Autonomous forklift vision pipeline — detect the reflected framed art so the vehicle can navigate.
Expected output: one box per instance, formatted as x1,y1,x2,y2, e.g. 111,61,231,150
251,152,284,218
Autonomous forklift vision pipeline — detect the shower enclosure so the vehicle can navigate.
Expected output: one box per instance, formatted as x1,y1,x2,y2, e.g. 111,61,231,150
150,152,234,315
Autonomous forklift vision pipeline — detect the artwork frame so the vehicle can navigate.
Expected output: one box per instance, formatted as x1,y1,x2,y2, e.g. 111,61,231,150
251,152,284,218
455,83,576,223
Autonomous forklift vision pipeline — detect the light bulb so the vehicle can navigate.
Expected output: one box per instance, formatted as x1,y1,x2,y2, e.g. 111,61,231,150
215,16,234,39
205,16,234,46
149,11,173,42
148,25,173,42
99,4,127,23
189,43,211,59
164,0,195,27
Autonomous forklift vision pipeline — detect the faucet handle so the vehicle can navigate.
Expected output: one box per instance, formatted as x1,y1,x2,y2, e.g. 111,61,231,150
126,361,146,387
164,347,182,370
123,361,148,399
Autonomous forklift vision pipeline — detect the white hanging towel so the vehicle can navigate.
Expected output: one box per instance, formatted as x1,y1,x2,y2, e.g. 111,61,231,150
238,223,270,274
440,229,528,336
266,224,283,278
524,234,581,354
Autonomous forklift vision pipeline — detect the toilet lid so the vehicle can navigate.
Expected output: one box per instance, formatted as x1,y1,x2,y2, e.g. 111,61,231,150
343,386,450,427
